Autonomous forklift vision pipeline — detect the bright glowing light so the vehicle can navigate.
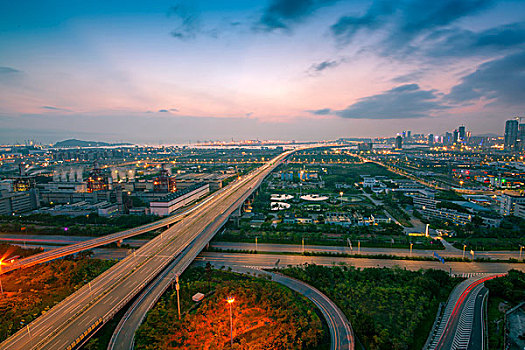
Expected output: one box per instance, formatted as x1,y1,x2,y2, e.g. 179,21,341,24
227,297,235,304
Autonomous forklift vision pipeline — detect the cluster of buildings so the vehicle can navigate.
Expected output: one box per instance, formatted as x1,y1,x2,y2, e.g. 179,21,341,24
324,211,391,227
0,161,210,217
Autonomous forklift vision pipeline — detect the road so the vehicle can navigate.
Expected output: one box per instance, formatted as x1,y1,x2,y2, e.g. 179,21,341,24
209,241,525,261
0,196,215,275
425,274,503,350
195,252,525,275
0,234,148,248
0,149,294,350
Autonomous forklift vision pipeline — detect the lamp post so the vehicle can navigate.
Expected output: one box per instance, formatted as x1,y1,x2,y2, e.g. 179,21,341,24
176,274,181,320
520,245,523,261
0,260,4,298
227,297,235,347
410,243,413,257
339,191,343,207
463,245,467,259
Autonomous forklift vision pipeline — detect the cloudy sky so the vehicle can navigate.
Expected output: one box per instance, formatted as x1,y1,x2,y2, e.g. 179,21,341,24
1,0,524,144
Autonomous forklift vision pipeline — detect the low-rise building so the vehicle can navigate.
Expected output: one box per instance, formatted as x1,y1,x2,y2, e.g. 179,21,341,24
325,212,353,227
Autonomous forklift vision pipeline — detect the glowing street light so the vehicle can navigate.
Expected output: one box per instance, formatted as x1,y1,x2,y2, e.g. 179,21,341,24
0,259,5,297
339,191,344,207
462,244,467,259
410,243,413,257
227,297,235,347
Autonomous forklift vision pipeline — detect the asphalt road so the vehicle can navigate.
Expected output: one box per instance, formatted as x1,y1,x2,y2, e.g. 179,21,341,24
195,252,525,275
210,241,525,261
0,234,148,248
0,197,213,275
0,150,294,350
426,275,502,350
257,269,354,350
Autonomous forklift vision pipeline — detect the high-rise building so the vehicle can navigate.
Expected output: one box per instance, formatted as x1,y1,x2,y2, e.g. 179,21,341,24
402,131,406,139
444,132,453,146
518,122,525,150
458,125,466,142
395,135,403,149
407,130,411,139
428,134,434,146
504,118,519,150
453,129,459,143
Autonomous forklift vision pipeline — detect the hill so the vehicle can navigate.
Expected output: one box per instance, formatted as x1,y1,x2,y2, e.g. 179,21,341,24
53,139,132,148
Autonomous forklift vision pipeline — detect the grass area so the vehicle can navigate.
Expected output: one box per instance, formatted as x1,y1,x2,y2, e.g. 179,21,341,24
134,267,328,350
0,251,116,342
450,237,525,251
215,228,442,250
278,265,459,350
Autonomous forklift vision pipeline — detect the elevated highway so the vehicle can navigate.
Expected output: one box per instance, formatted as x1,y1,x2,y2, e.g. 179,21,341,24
0,197,213,275
0,149,294,350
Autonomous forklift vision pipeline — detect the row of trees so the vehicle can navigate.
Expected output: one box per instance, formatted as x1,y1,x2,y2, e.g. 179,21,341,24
280,265,458,350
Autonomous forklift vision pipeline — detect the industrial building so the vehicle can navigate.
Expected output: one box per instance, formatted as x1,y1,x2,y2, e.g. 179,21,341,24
0,188,40,216
150,183,209,216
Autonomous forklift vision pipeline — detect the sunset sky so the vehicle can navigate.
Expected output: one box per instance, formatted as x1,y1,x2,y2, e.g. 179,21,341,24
1,0,524,144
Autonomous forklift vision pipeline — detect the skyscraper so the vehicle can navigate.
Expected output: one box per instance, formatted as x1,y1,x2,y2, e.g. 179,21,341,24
395,135,403,149
445,132,453,146
518,122,525,150
453,129,459,143
504,119,519,150
407,130,411,139
458,125,466,142
428,134,434,146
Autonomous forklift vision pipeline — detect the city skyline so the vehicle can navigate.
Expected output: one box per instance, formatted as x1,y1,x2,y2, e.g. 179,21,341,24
1,0,525,143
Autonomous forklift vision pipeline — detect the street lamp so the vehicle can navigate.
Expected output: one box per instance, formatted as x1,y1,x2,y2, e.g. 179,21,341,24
339,191,343,207
520,245,523,261
462,244,467,259
410,243,413,257
0,259,4,297
227,297,235,347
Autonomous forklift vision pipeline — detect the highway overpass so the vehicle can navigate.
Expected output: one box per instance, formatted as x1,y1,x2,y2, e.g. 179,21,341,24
0,149,295,350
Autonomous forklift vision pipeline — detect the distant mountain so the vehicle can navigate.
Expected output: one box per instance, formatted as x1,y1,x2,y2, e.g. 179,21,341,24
54,139,133,148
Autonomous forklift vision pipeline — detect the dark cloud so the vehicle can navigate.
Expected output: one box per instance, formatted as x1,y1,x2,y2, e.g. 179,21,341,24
391,71,425,83
168,4,201,40
42,106,71,112
424,22,525,57
0,66,21,74
158,108,179,113
258,0,339,31
447,51,525,106
331,0,495,54
308,108,333,115
310,60,339,72
310,84,447,119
